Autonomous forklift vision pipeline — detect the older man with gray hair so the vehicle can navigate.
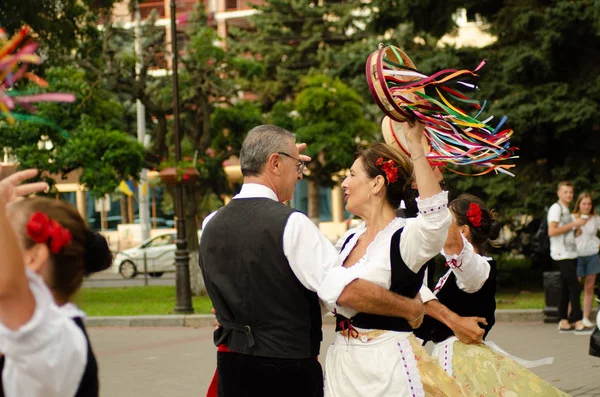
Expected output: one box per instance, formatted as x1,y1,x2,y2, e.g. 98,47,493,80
199,125,423,397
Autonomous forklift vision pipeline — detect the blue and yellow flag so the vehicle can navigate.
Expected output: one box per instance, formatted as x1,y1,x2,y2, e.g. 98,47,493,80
118,180,134,197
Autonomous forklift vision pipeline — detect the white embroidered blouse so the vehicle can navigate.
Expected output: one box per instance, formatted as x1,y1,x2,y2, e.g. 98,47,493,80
318,191,451,318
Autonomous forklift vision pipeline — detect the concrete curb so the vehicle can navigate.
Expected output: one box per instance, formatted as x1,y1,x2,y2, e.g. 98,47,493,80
85,309,550,328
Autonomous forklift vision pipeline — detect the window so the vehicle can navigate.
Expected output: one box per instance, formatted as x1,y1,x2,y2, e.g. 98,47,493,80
146,234,174,248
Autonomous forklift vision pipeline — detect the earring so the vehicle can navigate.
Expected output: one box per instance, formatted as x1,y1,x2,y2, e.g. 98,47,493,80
375,195,382,205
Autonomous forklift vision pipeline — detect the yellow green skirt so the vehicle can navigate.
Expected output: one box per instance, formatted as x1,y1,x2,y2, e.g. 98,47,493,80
431,338,570,396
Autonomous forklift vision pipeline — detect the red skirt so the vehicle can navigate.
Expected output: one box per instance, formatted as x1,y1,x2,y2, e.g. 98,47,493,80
206,344,232,397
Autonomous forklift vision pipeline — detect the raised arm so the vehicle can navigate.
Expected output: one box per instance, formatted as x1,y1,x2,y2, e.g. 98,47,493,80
403,121,440,200
400,192,451,272
0,170,46,329
442,231,491,293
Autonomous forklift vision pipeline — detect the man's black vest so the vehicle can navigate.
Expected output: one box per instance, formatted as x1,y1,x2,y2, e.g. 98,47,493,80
415,259,497,343
0,316,98,397
199,198,322,359
335,228,426,332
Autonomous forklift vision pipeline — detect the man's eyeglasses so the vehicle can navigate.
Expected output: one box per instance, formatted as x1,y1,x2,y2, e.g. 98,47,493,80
277,152,306,174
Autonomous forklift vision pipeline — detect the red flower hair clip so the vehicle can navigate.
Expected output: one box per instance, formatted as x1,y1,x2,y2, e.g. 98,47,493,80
466,203,482,227
26,212,72,254
376,157,399,184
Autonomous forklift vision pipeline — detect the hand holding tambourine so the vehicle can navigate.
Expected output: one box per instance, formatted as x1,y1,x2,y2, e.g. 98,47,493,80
366,44,517,176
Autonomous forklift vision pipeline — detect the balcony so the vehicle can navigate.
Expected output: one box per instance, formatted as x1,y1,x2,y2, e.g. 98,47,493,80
224,0,263,11
139,0,202,20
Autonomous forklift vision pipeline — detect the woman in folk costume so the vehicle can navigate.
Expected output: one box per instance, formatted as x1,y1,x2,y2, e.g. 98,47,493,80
0,169,111,397
318,121,467,397
415,194,569,397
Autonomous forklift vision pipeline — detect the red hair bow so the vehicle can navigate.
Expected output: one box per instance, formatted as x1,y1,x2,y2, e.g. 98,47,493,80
466,203,482,227
376,157,399,184
26,212,72,254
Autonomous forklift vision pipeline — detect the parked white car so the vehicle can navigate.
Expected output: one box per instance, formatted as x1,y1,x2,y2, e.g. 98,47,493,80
112,230,202,278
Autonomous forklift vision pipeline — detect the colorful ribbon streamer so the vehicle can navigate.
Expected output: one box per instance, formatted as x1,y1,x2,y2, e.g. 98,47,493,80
367,44,517,176
0,25,76,131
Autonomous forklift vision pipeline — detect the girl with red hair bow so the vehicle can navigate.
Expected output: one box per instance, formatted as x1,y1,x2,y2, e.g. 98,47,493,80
415,194,568,396
0,168,111,397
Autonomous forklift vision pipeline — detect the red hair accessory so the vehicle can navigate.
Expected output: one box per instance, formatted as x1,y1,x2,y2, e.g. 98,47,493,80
466,203,482,227
376,157,399,184
26,212,72,254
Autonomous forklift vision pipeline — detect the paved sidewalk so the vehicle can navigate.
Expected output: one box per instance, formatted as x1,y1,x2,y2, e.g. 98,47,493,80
85,309,547,328
90,322,600,397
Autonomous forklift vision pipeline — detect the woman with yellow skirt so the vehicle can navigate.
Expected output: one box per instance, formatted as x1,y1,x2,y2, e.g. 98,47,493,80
415,194,569,396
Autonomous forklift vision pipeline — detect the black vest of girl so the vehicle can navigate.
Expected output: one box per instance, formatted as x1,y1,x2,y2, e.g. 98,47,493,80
199,198,322,359
415,259,497,343
335,228,426,332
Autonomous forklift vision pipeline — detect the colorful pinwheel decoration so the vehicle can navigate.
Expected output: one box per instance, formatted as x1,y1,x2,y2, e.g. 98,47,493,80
366,44,517,176
0,25,76,132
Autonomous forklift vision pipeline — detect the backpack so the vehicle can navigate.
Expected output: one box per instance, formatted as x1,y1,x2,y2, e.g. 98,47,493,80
532,202,566,256
531,215,550,255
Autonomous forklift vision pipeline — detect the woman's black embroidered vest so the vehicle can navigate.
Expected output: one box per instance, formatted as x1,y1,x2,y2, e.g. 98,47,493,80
335,227,426,332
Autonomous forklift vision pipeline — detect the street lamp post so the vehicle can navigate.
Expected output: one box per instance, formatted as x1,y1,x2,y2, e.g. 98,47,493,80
170,0,193,314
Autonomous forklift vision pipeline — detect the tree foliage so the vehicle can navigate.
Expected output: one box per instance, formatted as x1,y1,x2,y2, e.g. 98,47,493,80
270,74,376,218
0,0,115,58
292,74,376,186
229,0,370,108
360,1,600,224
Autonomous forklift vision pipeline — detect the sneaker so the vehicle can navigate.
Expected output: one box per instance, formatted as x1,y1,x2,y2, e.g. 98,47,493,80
575,327,594,335
574,320,594,334
582,317,595,328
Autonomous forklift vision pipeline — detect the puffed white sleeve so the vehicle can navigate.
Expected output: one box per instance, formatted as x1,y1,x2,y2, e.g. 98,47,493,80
284,213,360,312
419,284,437,303
0,270,87,397
441,233,491,293
400,191,451,272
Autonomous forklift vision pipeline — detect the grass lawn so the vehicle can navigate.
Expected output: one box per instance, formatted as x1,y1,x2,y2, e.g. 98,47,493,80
496,291,546,309
496,290,599,310
76,286,214,316
77,286,588,316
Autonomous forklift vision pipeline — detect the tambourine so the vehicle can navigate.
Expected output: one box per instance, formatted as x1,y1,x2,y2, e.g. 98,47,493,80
366,44,423,123
366,44,517,176
381,116,429,158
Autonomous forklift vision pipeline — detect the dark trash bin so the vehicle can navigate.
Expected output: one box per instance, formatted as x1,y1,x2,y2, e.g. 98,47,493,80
543,271,561,323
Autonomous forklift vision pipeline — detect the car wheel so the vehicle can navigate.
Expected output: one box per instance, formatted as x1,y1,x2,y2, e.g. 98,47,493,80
119,260,137,279
148,272,164,278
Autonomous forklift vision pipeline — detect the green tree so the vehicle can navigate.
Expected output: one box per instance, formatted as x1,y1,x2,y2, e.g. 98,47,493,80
341,0,600,260
331,1,600,222
272,74,377,221
211,100,264,157
229,0,370,109
0,0,116,59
